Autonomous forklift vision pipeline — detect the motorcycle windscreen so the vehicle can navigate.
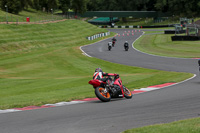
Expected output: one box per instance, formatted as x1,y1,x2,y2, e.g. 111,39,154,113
88,80,101,87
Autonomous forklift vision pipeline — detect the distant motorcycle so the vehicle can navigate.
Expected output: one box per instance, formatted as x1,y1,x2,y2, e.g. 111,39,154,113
112,38,117,47
124,45,129,51
108,42,112,51
124,42,129,51
89,75,132,102
112,40,116,47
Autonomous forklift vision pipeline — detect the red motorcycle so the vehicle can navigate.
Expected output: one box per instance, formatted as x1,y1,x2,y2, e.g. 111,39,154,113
112,41,116,47
88,75,132,102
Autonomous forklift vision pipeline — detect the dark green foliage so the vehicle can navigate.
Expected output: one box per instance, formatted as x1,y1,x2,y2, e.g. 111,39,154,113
87,0,200,17
155,0,200,17
71,0,88,15
59,0,70,14
0,0,200,17
0,0,22,14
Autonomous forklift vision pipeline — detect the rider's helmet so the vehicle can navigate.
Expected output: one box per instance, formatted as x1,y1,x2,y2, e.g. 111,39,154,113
95,68,103,72
125,41,128,43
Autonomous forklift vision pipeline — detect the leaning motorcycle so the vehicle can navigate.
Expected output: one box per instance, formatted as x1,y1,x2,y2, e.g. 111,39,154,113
88,75,132,102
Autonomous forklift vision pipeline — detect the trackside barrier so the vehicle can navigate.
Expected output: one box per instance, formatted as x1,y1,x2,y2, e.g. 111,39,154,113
87,32,110,40
98,25,174,28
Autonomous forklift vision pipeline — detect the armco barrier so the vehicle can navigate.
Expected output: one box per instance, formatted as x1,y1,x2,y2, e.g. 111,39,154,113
171,36,200,41
87,32,110,40
99,25,174,28
165,30,186,34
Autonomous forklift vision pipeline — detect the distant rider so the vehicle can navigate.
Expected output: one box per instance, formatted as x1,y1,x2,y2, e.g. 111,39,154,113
124,41,129,48
108,42,112,47
93,68,118,87
112,37,117,46
112,37,117,42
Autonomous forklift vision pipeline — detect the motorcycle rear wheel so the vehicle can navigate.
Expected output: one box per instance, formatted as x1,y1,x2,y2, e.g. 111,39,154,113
95,87,111,102
123,85,132,99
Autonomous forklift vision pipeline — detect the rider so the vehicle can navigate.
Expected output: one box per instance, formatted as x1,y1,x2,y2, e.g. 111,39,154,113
108,42,112,47
112,37,117,42
124,41,129,48
112,37,117,45
93,68,118,87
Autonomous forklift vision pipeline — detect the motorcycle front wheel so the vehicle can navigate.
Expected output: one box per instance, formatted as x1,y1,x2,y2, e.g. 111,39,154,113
95,87,111,102
123,85,132,99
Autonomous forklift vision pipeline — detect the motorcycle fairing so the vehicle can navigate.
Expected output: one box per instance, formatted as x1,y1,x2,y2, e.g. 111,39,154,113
113,78,124,97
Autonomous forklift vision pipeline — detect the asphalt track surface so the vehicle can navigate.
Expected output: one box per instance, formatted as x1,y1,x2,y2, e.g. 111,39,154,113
1,29,200,133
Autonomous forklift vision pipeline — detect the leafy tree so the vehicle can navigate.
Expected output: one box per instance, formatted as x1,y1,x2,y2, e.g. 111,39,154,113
0,0,22,14
71,0,88,15
59,0,70,14
155,0,200,17
47,0,58,12
21,0,32,9
32,0,40,10
87,0,102,11
32,0,58,13
39,0,48,12
99,0,118,11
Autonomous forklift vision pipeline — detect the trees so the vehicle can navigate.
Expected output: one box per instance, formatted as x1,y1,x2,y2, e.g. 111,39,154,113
21,0,32,10
0,0,200,17
71,0,88,15
155,0,200,17
0,0,22,14
47,0,58,12
59,0,70,14
87,0,102,11
32,0,40,11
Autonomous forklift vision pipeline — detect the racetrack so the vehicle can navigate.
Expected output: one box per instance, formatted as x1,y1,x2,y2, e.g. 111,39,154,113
1,29,200,133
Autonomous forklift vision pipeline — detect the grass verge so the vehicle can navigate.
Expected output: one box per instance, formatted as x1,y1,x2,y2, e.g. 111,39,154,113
0,8,64,22
134,32,200,58
123,117,200,133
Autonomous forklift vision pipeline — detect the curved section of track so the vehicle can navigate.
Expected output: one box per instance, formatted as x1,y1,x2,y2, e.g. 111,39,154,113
1,29,200,133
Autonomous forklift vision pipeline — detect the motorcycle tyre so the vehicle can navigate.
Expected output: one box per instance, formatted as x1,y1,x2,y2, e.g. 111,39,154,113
123,85,132,99
95,87,111,102
125,47,128,51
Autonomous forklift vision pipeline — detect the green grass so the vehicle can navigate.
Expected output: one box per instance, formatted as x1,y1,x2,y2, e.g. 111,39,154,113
0,8,64,22
134,33,200,58
116,17,200,27
123,117,200,133
116,17,180,26
0,20,193,109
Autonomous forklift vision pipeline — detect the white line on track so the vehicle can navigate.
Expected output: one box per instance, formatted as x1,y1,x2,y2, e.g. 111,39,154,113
80,36,115,57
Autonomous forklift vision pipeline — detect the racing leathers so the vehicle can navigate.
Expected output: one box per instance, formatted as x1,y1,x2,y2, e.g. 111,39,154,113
112,37,117,42
93,71,117,87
